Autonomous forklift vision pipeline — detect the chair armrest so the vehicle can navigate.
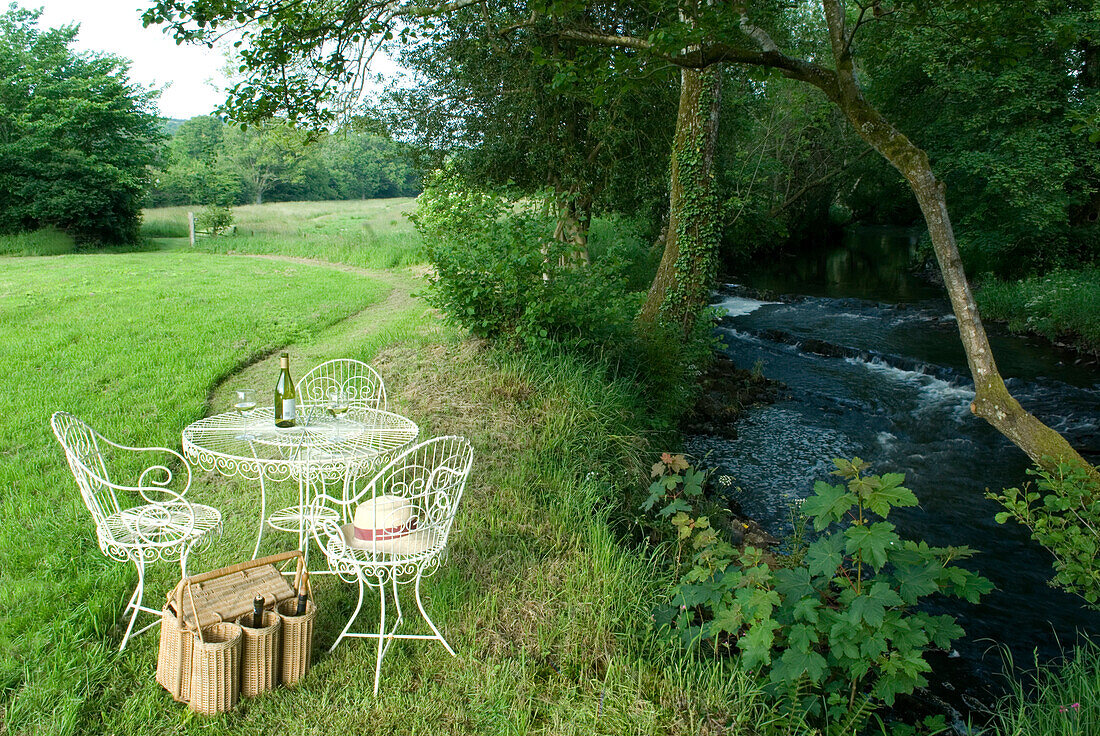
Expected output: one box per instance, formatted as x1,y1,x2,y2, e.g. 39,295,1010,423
96,439,194,503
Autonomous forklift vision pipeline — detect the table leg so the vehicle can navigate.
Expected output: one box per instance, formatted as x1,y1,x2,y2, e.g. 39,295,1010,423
252,470,268,560
298,473,309,566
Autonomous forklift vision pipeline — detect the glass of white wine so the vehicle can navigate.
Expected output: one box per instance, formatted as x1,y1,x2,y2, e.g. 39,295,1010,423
234,389,258,442
234,389,257,416
326,389,351,440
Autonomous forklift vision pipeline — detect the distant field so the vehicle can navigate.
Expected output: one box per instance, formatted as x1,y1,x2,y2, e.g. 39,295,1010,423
143,198,424,269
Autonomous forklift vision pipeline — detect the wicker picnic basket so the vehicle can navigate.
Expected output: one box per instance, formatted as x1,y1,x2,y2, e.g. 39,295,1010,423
155,551,304,710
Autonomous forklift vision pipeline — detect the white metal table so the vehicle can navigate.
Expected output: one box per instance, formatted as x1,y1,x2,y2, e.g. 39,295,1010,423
182,406,418,565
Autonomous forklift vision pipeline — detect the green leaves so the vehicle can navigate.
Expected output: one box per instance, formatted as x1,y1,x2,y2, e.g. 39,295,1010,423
802,481,855,530
806,534,846,578
989,461,1100,608
845,521,899,570
645,457,991,730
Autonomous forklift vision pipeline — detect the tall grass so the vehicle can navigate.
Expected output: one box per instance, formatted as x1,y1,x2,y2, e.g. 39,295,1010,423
143,199,425,269
987,638,1100,736
0,226,75,255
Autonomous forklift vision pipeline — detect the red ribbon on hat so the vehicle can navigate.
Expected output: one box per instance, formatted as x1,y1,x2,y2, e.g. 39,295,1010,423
354,518,418,541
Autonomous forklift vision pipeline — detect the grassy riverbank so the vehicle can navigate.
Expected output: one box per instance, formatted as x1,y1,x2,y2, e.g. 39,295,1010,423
977,267,1100,355
4,200,1095,734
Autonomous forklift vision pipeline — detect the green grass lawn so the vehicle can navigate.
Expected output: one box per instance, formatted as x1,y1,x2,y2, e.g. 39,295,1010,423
144,199,424,270
0,251,396,732
0,211,773,735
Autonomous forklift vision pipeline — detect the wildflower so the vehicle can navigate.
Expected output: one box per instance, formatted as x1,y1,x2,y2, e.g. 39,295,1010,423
1072,703,1080,711
1060,706,1068,714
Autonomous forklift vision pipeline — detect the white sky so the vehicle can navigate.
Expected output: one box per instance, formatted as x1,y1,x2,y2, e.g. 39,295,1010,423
25,0,230,119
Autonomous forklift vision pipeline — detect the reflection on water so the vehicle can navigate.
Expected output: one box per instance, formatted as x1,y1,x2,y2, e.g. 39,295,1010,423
747,227,934,302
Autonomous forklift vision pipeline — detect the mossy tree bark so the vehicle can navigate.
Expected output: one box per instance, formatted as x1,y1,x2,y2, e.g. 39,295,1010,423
638,64,722,335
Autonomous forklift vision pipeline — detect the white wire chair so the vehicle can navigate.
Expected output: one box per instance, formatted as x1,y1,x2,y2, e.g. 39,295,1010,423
50,411,221,651
296,358,387,412
311,435,473,694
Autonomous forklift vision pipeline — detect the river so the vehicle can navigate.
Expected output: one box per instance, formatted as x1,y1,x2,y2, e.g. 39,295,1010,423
690,227,1100,716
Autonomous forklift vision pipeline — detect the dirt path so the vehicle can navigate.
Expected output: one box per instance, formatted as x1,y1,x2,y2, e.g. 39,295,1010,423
205,254,441,414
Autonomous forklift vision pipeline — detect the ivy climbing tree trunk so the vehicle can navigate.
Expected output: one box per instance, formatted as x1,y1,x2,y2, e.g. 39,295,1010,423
638,64,722,335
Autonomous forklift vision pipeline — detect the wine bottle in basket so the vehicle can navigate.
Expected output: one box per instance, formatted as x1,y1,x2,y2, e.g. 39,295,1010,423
295,570,309,615
252,595,265,628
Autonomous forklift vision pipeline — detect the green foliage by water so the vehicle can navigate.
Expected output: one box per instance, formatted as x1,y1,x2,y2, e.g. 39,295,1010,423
977,268,1100,353
0,6,162,244
645,455,991,731
990,461,1100,608
858,1,1100,276
414,170,645,352
987,638,1100,736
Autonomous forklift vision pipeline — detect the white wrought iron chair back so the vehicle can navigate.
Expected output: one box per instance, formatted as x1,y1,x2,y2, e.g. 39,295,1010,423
50,411,221,650
315,435,473,569
51,411,123,533
296,358,387,412
310,435,473,694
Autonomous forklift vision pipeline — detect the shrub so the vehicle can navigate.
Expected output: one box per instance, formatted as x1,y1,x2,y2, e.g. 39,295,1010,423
413,170,644,354
646,455,992,730
977,268,1100,353
196,204,235,236
989,461,1100,608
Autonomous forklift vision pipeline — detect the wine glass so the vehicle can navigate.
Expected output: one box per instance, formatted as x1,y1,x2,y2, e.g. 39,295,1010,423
234,389,258,442
326,389,351,440
234,389,257,415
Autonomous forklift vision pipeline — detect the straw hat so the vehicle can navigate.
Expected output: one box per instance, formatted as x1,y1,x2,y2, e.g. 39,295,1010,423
340,494,438,555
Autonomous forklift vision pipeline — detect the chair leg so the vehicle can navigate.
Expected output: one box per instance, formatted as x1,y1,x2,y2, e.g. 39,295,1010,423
119,556,146,652
181,540,194,578
415,571,455,657
380,573,404,664
373,573,386,696
331,572,366,653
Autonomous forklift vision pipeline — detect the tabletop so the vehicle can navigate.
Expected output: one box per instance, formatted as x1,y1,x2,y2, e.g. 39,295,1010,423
182,406,419,483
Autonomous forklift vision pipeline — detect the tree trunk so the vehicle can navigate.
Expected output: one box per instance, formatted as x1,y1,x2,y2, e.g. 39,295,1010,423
818,0,1097,479
552,188,592,266
638,64,722,335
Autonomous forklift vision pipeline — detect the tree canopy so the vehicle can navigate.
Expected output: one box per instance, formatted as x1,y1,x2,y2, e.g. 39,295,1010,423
0,4,161,244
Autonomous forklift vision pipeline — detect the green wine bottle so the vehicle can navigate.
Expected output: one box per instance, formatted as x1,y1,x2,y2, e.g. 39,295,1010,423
274,352,297,428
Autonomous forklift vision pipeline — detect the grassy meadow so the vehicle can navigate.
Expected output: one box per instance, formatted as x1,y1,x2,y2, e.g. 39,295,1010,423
0,201,781,735
144,199,424,270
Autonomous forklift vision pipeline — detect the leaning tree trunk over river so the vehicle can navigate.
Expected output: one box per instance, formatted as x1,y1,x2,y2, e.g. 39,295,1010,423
815,0,1096,478
638,64,723,335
